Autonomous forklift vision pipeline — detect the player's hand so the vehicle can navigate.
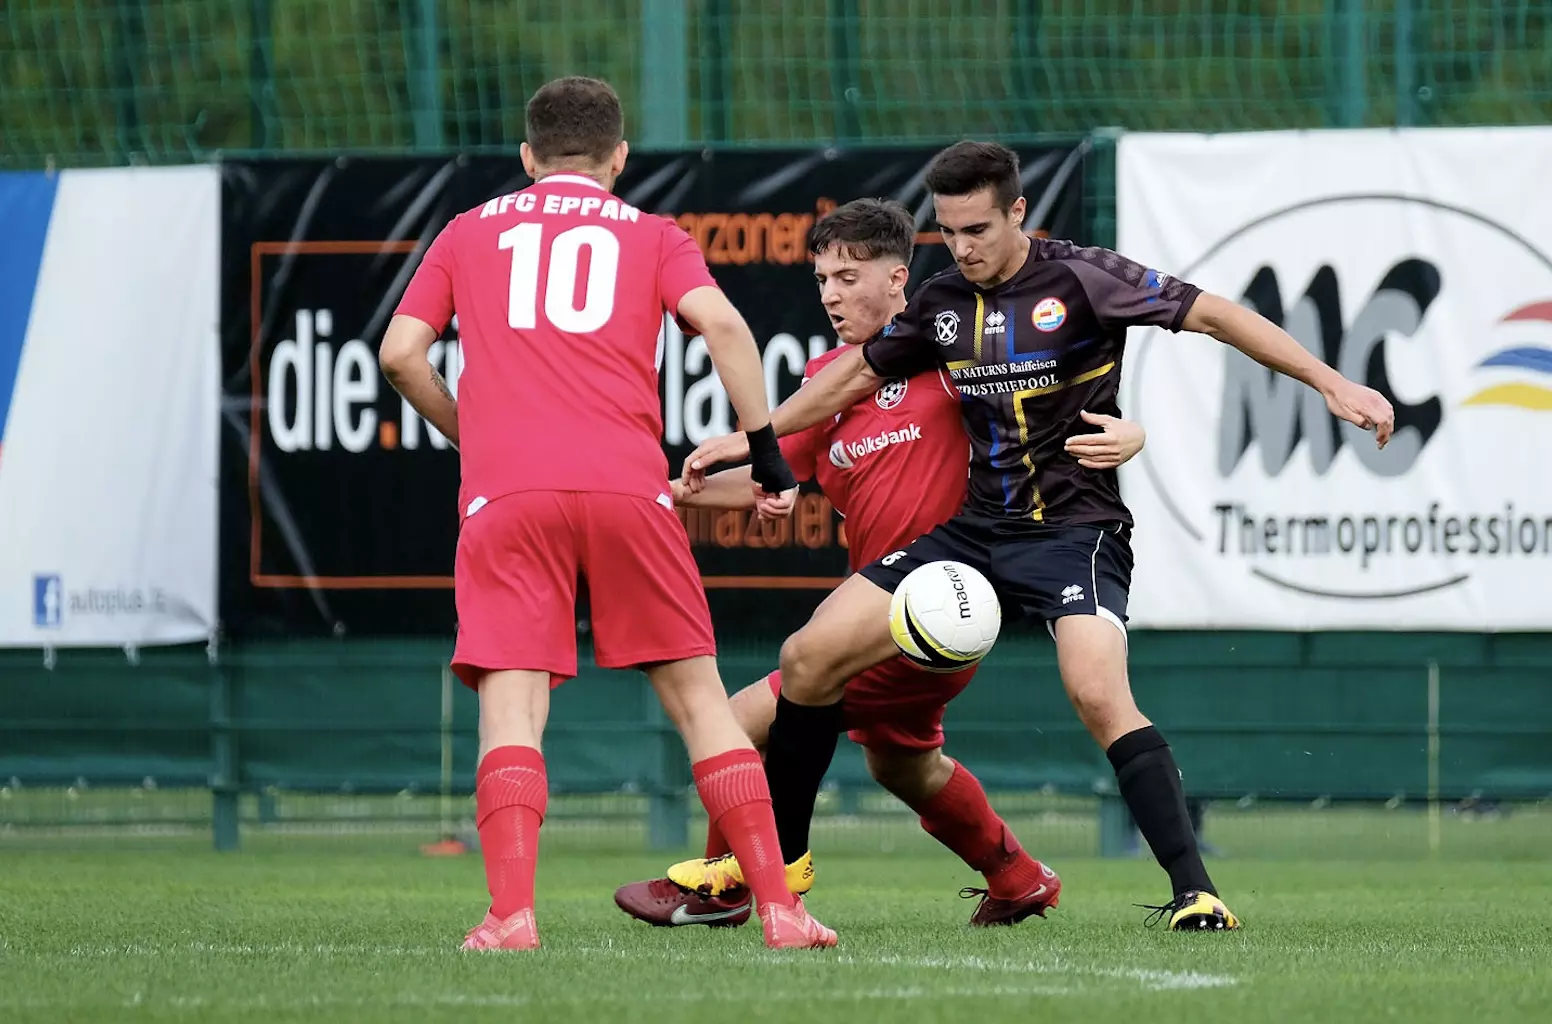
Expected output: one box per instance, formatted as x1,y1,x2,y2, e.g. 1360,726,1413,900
1324,379,1395,448
1065,410,1146,470
669,478,692,505
753,485,797,521
681,432,751,491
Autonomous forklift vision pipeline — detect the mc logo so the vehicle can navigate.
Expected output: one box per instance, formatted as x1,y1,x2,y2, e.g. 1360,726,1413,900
1219,259,1445,479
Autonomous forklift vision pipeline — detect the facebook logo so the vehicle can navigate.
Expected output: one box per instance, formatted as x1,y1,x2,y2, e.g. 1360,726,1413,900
33,574,62,628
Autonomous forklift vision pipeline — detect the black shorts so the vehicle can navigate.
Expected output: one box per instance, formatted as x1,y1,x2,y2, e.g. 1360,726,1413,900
860,512,1133,637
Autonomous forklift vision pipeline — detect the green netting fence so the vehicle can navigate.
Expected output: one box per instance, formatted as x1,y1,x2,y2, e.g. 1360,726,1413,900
3,1,1551,169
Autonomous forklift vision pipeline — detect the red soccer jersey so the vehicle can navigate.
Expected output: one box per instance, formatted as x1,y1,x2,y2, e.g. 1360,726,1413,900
395,173,718,516
780,345,968,572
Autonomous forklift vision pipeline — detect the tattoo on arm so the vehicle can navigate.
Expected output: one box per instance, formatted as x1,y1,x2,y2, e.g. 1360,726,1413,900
431,367,455,403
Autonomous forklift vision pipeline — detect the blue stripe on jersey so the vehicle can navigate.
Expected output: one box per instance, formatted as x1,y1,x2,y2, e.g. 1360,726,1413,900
0,172,60,445
1010,333,1102,364
981,406,1015,509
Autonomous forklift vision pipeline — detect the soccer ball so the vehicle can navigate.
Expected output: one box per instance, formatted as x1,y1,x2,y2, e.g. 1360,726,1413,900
887,561,1001,673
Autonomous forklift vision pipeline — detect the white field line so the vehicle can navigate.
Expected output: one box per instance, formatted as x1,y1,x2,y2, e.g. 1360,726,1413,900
1,985,1076,1013
41,940,1239,994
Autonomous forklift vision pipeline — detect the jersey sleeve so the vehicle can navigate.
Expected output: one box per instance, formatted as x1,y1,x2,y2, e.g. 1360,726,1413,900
861,288,942,379
778,423,824,483
1052,240,1201,332
658,223,719,314
395,222,457,332
774,358,830,482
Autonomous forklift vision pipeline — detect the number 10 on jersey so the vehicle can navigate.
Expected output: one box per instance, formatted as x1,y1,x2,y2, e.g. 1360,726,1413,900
498,223,621,333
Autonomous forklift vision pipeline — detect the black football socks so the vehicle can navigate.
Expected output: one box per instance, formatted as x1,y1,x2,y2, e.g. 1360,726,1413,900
762,694,846,864
1106,725,1216,897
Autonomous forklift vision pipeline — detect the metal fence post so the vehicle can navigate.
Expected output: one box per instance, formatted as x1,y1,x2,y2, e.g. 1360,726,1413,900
1098,793,1134,858
641,0,690,148
1427,659,1441,855
828,0,862,141
1395,0,1419,126
1326,0,1368,127
646,696,689,850
209,645,240,851
249,0,277,149
407,0,444,150
699,0,733,143
112,0,148,160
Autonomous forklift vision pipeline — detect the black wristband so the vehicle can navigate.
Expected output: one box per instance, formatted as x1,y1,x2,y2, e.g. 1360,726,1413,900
746,423,780,459
746,424,797,493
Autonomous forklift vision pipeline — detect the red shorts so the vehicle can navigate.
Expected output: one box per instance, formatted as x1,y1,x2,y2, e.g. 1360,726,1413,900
765,658,977,753
451,490,716,688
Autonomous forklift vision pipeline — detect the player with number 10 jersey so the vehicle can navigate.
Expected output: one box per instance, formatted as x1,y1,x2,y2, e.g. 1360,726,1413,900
397,170,723,682
401,175,707,527
383,76,833,952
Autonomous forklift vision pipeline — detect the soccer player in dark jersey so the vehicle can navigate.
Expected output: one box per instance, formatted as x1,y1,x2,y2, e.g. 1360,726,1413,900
613,199,1148,930
684,141,1397,931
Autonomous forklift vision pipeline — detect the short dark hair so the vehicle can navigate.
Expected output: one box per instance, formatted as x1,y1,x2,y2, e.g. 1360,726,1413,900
807,198,915,265
524,77,623,166
925,141,1022,212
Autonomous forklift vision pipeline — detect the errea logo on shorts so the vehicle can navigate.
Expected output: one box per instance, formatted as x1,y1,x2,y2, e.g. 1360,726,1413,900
828,423,924,469
1061,584,1085,604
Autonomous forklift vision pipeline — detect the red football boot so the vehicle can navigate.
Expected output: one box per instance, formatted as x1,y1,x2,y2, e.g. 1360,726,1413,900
961,860,1062,926
613,877,753,928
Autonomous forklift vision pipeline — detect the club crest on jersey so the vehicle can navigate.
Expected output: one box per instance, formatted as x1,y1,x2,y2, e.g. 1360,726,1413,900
875,379,908,410
828,440,855,469
1032,297,1067,332
933,310,960,345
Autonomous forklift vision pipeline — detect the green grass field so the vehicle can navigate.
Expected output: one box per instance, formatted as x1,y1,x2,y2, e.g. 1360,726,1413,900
3,813,1551,1023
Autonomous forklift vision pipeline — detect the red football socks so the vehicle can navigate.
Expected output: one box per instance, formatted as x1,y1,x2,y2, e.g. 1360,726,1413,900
914,759,1044,900
693,749,795,909
475,745,548,918
703,820,733,859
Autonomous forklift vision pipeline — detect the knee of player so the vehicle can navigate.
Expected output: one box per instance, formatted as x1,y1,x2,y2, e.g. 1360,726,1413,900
1066,678,1136,732
776,631,844,702
864,747,942,801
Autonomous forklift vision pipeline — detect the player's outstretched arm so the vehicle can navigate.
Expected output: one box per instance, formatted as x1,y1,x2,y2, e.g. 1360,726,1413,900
672,465,799,521
681,346,880,482
773,346,881,435
380,314,459,447
672,466,757,510
1183,292,1395,448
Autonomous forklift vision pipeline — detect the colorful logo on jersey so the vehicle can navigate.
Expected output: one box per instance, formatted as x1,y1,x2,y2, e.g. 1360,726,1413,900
1031,297,1067,333
933,310,960,345
875,378,908,410
828,439,855,470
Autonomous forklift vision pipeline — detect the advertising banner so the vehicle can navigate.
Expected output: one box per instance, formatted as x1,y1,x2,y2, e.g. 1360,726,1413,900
0,167,220,647
1118,129,1552,629
224,147,1087,635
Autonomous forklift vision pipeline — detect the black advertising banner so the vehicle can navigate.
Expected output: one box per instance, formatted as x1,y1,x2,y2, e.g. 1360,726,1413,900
221,147,1087,636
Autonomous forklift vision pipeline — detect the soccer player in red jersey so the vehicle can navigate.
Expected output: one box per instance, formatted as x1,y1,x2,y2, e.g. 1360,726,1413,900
379,77,835,951
612,200,1147,929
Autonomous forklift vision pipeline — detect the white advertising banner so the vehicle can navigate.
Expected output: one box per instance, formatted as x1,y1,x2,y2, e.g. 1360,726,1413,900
0,166,219,646
1118,128,1552,630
